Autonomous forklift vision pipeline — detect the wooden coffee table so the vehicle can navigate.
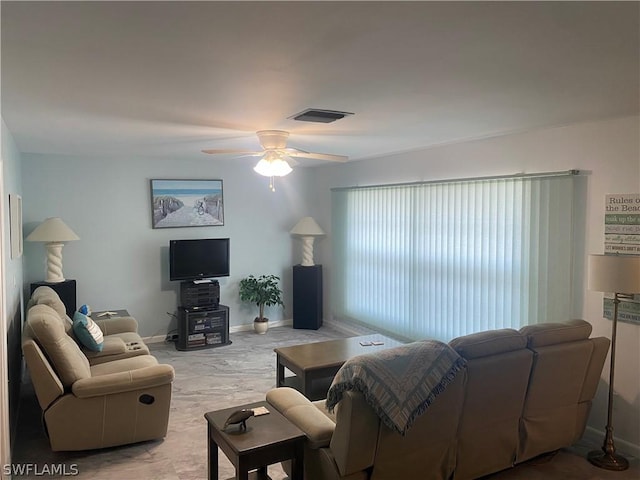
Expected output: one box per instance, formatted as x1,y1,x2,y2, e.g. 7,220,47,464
204,401,304,480
275,334,404,400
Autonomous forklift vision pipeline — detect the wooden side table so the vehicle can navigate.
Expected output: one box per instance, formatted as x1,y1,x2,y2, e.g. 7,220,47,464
90,309,130,319
204,401,304,480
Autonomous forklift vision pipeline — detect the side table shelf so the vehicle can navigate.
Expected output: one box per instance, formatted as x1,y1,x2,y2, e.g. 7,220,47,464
177,305,231,351
90,309,130,319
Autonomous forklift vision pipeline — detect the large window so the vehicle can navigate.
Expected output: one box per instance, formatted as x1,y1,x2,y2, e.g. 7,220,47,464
331,172,580,341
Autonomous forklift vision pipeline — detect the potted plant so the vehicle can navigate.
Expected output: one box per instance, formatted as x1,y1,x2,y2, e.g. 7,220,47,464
239,274,284,334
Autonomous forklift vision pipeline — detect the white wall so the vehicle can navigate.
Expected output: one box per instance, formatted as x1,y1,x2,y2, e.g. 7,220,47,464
21,154,314,337
311,115,640,453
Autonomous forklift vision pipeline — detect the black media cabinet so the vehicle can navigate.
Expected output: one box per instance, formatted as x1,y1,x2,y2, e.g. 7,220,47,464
176,304,231,351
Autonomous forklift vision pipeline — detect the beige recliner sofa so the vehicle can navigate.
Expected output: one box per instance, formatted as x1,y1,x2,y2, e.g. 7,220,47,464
266,319,609,480
28,286,150,364
23,302,175,451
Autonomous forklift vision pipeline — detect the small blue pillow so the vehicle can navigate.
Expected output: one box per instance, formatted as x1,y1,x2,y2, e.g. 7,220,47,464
73,311,104,352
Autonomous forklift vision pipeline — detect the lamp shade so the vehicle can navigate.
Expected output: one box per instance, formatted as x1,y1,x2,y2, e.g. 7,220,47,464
253,157,293,177
588,254,640,294
290,217,325,236
26,217,80,242
253,151,293,177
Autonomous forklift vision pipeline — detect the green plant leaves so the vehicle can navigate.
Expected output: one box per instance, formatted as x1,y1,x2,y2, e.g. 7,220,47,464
238,274,284,311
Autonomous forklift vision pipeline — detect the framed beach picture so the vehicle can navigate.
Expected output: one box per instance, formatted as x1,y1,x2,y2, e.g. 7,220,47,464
150,179,224,229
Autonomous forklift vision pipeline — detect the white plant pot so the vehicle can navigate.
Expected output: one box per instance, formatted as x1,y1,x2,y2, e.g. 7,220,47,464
254,320,269,334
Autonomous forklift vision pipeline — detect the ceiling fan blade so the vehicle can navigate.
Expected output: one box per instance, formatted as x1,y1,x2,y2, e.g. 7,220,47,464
288,151,348,163
201,148,260,155
281,155,300,166
282,147,309,154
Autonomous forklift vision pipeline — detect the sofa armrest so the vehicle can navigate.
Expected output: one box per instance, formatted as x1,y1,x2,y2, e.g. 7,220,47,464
71,364,175,398
94,316,138,335
267,387,335,449
23,339,64,410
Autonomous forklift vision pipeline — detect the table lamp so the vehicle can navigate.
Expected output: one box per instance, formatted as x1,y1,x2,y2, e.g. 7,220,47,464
290,217,325,266
587,253,640,471
26,217,80,283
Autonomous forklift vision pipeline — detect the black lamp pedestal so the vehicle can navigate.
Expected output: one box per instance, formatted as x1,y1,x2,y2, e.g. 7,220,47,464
30,279,77,318
292,264,323,330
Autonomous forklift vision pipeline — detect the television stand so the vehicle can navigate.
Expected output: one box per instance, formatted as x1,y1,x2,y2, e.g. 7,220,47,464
176,305,231,351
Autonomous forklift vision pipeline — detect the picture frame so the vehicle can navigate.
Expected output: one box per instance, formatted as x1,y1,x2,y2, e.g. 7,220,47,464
9,194,22,259
150,179,224,229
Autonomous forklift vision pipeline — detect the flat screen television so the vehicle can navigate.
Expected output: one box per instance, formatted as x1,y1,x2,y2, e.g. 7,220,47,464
169,238,230,281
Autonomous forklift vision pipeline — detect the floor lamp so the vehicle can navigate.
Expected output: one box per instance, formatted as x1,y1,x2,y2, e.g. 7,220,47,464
587,254,640,471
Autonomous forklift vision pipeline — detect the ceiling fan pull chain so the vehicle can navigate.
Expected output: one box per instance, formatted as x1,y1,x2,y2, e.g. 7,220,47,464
269,176,276,192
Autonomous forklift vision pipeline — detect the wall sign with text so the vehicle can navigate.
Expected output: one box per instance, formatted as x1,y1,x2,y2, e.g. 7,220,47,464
603,193,639,324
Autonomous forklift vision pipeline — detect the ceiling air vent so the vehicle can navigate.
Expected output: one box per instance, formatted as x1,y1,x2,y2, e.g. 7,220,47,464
289,108,354,123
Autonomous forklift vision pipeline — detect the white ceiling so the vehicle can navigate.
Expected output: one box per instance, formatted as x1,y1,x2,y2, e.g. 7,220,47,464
2,1,638,165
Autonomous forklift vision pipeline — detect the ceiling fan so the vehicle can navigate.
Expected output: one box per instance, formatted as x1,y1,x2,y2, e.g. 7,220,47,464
202,130,348,191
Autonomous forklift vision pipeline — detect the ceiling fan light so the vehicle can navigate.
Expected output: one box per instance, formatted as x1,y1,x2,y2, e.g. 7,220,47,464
253,157,293,177
253,158,274,177
270,158,293,176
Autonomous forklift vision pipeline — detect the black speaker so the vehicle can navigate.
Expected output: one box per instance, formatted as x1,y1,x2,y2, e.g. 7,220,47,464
293,265,323,329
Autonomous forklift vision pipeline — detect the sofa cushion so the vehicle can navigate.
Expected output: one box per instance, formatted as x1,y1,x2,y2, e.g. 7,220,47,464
26,304,91,388
82,336,127,358
73,311,104,352
516,338,594,462
449,329,526,359
29,286,67,319
519,319,592,347
29,286,75,337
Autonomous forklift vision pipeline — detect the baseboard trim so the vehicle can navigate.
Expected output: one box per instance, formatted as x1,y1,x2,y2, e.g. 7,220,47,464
583,426,640,459
144,319,295,343
229,319,293,333
323,318,372,336
143,334,169,344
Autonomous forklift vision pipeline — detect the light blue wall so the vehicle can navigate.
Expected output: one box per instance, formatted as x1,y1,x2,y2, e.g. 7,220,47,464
2,119,24,326
2,118,24,452
21,153,314,337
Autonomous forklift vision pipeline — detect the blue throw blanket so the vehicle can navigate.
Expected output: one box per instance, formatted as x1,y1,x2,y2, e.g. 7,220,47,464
325,340,466,436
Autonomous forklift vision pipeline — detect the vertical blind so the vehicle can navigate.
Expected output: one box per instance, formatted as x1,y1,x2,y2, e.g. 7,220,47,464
331,173,577,341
